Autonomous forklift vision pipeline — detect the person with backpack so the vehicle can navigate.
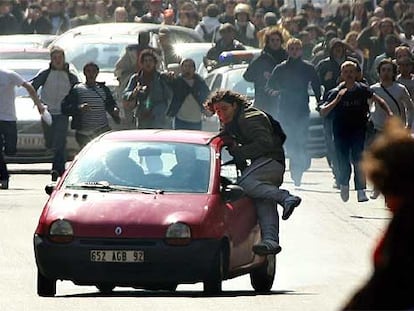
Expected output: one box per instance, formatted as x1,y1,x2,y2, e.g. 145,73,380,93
195,3,221,43
204,89,302,256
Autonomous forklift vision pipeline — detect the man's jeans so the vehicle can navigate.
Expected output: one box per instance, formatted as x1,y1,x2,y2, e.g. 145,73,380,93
334,126,367,190
0,121,17,181
42,114,69,175
238,158,289,243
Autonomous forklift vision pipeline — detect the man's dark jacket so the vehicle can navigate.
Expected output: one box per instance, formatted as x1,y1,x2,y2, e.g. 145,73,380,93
166,73,210,117
223,104,286,168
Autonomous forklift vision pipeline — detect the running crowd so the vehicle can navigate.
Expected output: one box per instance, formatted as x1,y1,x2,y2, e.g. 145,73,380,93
1,0,414,202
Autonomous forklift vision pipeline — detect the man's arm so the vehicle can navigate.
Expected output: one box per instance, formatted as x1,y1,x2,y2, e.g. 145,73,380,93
319,88,345,117
372,93,393,116
21,82,45,114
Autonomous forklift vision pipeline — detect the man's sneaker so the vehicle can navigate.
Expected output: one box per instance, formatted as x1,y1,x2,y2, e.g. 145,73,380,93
0,180,9,190
340,185,349,202
51,170,60,182
370,189,380,200
252,240,282,255
282,195,301,220
357,190,369,202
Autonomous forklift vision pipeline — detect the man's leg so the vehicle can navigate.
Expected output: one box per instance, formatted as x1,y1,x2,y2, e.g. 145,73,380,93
238,159,301,221
0,121,17,189
51,115,69,179
252,198,281,255
334,131,352,202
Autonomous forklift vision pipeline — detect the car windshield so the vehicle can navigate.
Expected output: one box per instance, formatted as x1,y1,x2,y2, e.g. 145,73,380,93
57,36,135,72
63,141,211,193
226,69,255,98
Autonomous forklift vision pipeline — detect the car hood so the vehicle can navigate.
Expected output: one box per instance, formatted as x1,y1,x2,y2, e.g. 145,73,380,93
45,190,212,238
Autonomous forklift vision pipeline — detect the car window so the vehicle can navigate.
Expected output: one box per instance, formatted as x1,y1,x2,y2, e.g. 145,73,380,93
64,141,211,193
220,147,238,186
211,74,223,91
226,69,255,98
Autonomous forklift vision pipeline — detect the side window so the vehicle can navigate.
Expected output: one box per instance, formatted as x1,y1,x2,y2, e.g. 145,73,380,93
211,74,223,91
220,147,238,186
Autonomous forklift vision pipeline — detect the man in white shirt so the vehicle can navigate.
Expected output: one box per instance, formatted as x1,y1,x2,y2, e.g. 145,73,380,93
370,59,414,136
0,68,44,189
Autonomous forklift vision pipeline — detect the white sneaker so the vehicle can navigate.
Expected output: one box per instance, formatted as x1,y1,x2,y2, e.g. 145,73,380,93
340,185,349,202
357,190,369,202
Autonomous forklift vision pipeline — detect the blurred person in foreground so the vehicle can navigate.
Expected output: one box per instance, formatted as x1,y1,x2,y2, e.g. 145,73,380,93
204,90,301,255
0,68,45,189
342,117,414,310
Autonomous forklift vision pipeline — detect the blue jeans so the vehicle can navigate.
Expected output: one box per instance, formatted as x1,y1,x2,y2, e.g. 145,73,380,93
0,121,17,181
42,115,69,175
334,126,367,190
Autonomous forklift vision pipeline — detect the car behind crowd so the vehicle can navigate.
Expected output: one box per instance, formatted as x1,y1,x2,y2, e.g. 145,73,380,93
34,129,276,296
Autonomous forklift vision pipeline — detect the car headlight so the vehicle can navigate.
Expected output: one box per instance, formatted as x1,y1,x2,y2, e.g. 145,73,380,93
165,222,191,246
48,219,74,243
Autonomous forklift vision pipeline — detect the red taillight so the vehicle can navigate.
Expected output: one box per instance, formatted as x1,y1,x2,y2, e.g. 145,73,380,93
48,235,74,244
164,238,191,246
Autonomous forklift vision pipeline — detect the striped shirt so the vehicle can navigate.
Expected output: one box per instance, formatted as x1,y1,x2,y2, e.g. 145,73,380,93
74,84,108,131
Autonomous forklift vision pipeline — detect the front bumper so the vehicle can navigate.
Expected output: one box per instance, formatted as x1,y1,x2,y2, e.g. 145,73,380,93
34,235,222,287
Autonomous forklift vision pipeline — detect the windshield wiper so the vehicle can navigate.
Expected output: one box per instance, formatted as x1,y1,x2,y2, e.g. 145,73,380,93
66,181,164,194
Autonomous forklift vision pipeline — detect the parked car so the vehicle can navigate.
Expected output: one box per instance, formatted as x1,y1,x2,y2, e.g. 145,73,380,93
0,47,50,60
204,60,327,158
34,129,276,296
0,34,56,49
2,59,79,163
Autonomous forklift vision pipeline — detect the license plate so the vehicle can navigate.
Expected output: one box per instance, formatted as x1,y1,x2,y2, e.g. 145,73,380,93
17,135,44,148
90,250,144,263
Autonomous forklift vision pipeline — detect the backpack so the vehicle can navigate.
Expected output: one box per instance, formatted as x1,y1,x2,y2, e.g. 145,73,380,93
263,112,286,145
200,23,219,43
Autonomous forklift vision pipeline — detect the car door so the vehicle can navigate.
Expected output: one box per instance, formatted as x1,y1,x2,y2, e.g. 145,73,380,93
220,147,260,270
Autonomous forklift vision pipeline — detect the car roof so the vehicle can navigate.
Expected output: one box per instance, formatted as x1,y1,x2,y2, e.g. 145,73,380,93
52,22,203,43
0,34,57,48
207,63,249,75
98,129,219,145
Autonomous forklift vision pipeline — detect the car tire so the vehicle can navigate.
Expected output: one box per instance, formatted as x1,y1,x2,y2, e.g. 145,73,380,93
250,254,276,292
37,270,56,297
203,248,225,295
96,284,115,294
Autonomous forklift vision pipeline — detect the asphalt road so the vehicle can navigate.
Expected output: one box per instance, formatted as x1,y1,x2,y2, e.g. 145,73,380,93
0,159,390,311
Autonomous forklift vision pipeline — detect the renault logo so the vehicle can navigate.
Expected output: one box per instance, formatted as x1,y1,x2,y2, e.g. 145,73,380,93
115,226,122,236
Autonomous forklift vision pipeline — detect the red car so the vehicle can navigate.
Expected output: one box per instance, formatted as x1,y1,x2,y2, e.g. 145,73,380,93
34,130,275,296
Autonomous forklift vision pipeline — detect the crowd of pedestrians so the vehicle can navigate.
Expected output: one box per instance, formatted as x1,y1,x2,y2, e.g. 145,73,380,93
1,0,414,191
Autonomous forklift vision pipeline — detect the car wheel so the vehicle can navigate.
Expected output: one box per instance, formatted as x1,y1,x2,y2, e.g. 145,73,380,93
250,254,276,292
37,270,56,297
203,248,224,295
96,284,115,294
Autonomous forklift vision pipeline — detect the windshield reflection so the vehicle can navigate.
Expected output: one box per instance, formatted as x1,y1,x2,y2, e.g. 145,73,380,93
64,141,211,193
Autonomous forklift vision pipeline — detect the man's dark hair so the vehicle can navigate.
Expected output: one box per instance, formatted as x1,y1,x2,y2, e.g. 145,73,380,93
204,90,248,113
206,3,219,17
139,48,159,65
377,58,398,80
83,62,99,73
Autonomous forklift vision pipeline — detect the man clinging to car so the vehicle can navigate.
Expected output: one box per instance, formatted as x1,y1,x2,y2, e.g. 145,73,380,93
204,90,301,255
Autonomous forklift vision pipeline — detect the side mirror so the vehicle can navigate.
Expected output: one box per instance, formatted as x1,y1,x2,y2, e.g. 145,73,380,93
222,184,245,202
45,183,56,196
